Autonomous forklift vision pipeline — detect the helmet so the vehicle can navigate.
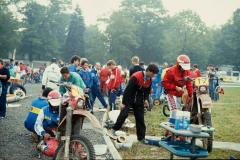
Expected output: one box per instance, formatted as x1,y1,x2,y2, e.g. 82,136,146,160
47,91,62,106
176,55,190,70
43,138,59,157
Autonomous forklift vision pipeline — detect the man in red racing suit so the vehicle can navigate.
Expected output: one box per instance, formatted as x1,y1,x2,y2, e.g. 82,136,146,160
162,55,193,111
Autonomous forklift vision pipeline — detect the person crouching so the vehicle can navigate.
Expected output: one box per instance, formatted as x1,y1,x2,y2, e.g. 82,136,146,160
24,90,61,142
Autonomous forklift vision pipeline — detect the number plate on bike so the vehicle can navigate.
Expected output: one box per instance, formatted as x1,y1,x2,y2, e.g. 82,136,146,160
195,77,209,87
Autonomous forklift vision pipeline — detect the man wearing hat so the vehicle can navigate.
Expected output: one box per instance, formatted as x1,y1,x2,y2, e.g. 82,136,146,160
35,90,61,141
162,54,193,111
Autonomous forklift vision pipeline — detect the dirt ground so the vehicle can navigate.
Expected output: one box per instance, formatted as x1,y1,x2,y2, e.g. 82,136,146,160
0,83,110,160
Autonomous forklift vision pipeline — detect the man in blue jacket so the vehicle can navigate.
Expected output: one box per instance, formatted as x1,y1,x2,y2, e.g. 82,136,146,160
91,63,108,110
0,59,10,119
69,55,81,72
24,90,61,141
79,59,94,111
151,65,163,100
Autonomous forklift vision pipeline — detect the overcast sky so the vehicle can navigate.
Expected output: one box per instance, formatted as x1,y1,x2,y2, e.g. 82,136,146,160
35,0,240,27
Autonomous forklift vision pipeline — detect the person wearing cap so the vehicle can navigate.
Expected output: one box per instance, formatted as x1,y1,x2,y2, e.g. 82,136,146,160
162,54,193,110
34,91,61,141
42,58,61,90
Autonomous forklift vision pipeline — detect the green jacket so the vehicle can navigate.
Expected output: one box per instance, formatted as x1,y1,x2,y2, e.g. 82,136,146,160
59,72,86,95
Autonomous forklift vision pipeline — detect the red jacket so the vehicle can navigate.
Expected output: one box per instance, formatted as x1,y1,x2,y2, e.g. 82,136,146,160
99,67,111,82
132,71,152,88
194,68,201,77
162,65,193,97
107,67,122,90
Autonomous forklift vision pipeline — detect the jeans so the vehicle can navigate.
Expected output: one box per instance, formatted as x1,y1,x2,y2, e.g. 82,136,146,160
92,87,107,108
0,83,9,117
108,89,120,110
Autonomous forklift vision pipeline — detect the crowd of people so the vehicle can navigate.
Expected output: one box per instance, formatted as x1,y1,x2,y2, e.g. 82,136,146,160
0,54,223,146
1,59,45,84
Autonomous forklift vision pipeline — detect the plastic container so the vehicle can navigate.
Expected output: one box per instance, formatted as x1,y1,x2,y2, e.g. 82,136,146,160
169,110,177,124
175,111,184,130
183,111,190,130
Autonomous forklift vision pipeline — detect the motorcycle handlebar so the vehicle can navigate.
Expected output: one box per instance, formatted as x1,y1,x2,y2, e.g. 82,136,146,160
49,80,71,88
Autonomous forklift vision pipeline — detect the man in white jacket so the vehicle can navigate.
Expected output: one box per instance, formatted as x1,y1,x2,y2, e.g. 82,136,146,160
42,58,61,90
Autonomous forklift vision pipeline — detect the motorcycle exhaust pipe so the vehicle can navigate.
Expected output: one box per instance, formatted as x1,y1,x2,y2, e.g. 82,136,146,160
64,106,73,160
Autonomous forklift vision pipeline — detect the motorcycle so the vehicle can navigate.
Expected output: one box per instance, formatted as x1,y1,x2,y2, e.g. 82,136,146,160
46,81,101,159
161,76,214,152
7,78,26,102
189,76,214,153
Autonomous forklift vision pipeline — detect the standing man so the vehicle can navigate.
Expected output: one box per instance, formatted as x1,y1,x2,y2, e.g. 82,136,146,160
192,64,201,77
0,59,10,119
106,60,122,110
152,64,163,99
129,56,144,77
78,59,94,111
99,65,111,96
42,58,61,90
111,64,159,142
91,63,108,110
13,61,21,79
69,55,81,72
9,59,15,77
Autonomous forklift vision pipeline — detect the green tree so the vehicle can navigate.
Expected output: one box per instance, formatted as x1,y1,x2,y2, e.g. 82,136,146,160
19,0,70,61
0,1,21,58
121,0,167,63
85,25,108,63
162,10,210,67
64,6,85,60
212,9,240,67
106,12,140,65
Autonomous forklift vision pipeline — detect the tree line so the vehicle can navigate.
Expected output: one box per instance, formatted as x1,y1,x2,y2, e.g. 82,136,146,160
0,0,239,69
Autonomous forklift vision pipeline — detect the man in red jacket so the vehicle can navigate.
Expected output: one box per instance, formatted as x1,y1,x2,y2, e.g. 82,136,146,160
99,66,111,96
106,60,122,110
192,64,201,78
162,55,193,111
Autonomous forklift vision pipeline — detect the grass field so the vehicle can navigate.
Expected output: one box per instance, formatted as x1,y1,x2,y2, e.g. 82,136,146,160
119,88,240,159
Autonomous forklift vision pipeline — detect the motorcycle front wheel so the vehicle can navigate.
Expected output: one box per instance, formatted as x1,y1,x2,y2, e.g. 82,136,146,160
53,135,95,160
202,111,213,153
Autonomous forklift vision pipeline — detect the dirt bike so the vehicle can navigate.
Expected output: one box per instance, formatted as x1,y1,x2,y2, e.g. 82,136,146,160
188,76,214,153
6,78,27,103
48,81,101,160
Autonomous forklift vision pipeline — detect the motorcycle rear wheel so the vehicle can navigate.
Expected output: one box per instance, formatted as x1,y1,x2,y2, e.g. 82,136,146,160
162,104,170,117
53,135,95,160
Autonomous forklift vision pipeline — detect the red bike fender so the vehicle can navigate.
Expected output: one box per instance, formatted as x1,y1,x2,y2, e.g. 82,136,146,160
73,110,102,129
